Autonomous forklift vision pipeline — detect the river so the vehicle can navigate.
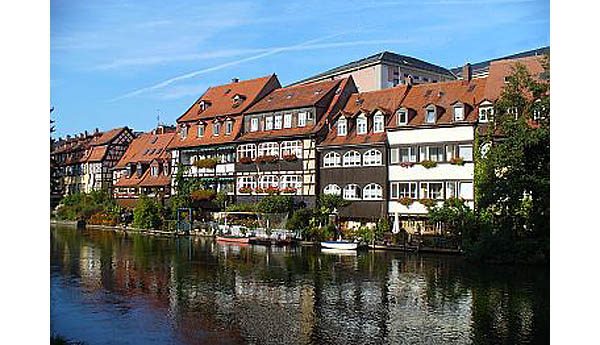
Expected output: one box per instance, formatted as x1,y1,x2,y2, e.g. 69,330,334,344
50,225,549,345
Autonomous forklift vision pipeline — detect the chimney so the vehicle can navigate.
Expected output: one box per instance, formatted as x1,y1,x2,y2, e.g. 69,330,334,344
463,63,472,81
84,130,88,137
94,127,99,134
232,77,239,83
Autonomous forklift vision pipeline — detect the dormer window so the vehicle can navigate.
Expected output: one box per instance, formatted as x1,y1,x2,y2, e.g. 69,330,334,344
425,106,436,124
180,125,188,139
232,94,245,105
298,112,307,127
357,114,368,135
213,122,221,136
197,124,205,137
453,104,464,121
198,100,211,111
163,163,170,176
265,116,274,130
225,120,233,135
397,108,408,126
373,112,384,133
479,102,494,123
283,113,292,128
250,118,259,132
337,117,347,136
151,166,158,176
274,114,283,129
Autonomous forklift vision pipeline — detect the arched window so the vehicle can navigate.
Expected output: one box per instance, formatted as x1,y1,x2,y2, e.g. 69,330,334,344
323,184,341,196
343,184,361,200
357,114,368,134
323,152,341,167
343,151,361,167
363,149,382,166
363,183,383,200
373,112,384,133
337,116,347,136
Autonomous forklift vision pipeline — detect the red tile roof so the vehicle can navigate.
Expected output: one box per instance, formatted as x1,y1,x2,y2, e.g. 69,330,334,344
116,132,175,168
168,116,242,149
85,146,108,162
244,79,342,114
177,75,280,123
90,127,129,146
484,56,546,101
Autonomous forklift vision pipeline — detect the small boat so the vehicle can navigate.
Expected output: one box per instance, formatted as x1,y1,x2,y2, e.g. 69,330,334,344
320,241,358,250
217,235,250,244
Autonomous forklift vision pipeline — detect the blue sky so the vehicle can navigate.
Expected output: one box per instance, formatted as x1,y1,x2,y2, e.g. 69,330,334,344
50,0,549,137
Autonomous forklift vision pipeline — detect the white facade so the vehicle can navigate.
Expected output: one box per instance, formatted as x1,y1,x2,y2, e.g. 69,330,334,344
387,125,476,218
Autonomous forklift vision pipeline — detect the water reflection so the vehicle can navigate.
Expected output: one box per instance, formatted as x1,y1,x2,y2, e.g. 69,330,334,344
51,226,549,345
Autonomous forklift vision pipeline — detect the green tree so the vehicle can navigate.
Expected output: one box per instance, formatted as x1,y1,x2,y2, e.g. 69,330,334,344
133,195,164,229
317,194,349,216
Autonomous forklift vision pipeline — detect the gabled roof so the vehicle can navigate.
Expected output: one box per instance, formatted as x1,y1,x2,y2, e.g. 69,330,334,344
451,46,549,78
168,116,242,149
244,79,342,114
290,51,455,86
85,146,108,162
483,55,547,101
90,127,129,146
177,75,280,123
115,132,175,168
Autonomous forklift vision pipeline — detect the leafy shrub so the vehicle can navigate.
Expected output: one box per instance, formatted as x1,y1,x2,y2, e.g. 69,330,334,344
193,158,218,169
449,157,465,165
419,198,437,208
133,195,164,229
190,189,216,201
399,197,413,206
257,195,294,214
420,160,438,169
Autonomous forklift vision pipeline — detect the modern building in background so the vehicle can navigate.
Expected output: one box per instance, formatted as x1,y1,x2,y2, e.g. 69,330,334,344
450,46,549,79
290,51,455,92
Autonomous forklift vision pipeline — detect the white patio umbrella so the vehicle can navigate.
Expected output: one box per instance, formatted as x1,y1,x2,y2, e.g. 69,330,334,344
392,213,400,234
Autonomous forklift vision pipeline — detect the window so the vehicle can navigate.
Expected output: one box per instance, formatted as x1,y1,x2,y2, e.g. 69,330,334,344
343,151,361,166
213,122,221,136
280,140,302,158
250,118,259,132
446,181,457,198
258,142,279,157
163,164,169,176
363,149,382,166
421,145,444,162
225,121,233,135
237,176,256,192
373,113,384,133
363,183,383,200
280,175,302,190
397,109,408,125
265,116,274,130
274,114,283,129
420,182,443,199
425,106,436,123
390,182,417,199
284,113,292,128
337,117,347,136
398,146,417,162
446,144,473,161
454,105,464,121
343,184,361,200
479,105,493,122
151,166,158,176
237,144,256,160
180,125,188,139
298,112,307,127
259,175,279,189
357,114,367,134
197,125,205,137
323,152,341,167
323,184,341,196
508,107,519,119
459,182,474,199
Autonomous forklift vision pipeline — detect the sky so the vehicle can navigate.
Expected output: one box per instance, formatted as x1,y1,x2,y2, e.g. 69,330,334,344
50,0,549,137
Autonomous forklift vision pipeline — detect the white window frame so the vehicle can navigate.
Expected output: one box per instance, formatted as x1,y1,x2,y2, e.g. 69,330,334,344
213,122,220,136
258,142,279,157
373,113,384,133
420,182,444,199
280,175,302,190
323,151,341,167
357,114,368,134
274,114,283,129
283,113,292,128
399,146,417,163
390,182,417,199
453,105,464,121
343,150,361,167
237,144,256,160
298,112,307,127
397,109,408,126
323,184,341,196
280,140,302,158
337,117,347,136
425,106,436,124
343,184,361,200
363,183,383,200
459,181,474,200
250,118,259,132
237,176,256,192
363,149,382,166
258,175,279,189
265,116,274,131
225,121,233,135
151,166,158,176
446,181,457,199
479,105,493,123
423,145,444,162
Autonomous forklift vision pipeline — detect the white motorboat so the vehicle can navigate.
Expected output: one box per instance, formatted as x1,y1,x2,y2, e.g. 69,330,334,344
320,241,358,250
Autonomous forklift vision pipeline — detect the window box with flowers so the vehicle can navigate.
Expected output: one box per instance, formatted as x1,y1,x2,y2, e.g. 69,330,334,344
282,154,298,162
449,157,465,166
238,186,253,194
420,160,437,169
419,198,437,208
254,187,265,194
281,187,297,194
255,155,279,164
398,197,414,206
400,162,416,168
191,189,217,201
239,157,253,164
264,186,280,195
194,158,218,169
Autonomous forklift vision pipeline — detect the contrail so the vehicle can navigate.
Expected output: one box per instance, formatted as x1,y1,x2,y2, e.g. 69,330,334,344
109,33,344,102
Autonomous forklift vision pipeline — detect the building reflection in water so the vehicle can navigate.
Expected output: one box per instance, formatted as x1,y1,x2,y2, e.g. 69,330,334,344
51,226,549,345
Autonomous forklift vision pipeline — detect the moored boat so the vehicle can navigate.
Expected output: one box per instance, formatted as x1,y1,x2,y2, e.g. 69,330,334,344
217,235,250,244
320,241,358,250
